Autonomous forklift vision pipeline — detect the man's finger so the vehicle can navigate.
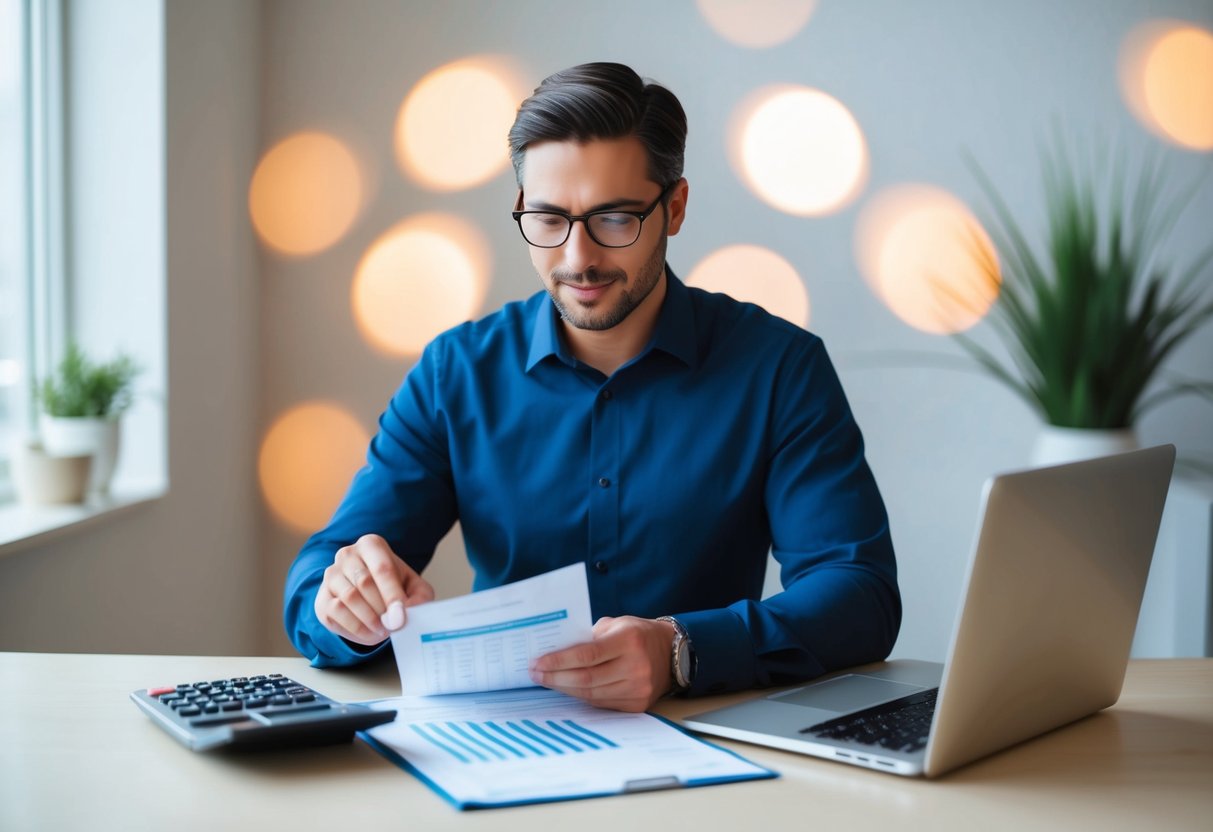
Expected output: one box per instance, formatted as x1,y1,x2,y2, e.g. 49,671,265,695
401,570,435,606
330,573,388,638
530,639,609,673
531,660,630,691
543,677,638,708
319,588,384,645
356,536,411,611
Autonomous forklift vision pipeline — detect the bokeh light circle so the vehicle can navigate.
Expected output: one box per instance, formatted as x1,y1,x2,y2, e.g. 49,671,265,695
396,58,522,190
686,245,810,328
352,213,490,356
733,87,869,216
855,185,1000,334
259,402,370,533
696,0,817,48
248,132,362,256
1120,22,1213,151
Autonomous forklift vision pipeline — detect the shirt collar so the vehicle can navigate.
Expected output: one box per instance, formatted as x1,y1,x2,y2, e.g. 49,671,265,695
525,265,699,374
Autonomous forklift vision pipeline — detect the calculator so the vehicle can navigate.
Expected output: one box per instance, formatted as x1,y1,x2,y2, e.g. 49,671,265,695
130,673,396,751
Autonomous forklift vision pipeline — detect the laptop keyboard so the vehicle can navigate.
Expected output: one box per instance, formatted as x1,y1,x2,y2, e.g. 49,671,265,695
799,687,938,754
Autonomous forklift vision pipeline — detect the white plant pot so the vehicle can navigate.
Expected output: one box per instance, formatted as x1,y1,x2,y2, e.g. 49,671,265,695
9,440,93,505
40,416,121,496
1030,425,1139,468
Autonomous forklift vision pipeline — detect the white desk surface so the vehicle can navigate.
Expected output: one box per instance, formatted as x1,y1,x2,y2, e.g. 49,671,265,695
1,653,1209,831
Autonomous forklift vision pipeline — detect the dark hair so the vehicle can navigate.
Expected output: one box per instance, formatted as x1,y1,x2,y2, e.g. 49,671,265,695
508,62,687,189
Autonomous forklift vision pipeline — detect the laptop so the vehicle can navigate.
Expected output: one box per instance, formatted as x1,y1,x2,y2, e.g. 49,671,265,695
683,445,1175,778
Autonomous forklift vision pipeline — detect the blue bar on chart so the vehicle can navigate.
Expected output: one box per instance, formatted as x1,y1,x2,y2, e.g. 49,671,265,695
409,719,620,764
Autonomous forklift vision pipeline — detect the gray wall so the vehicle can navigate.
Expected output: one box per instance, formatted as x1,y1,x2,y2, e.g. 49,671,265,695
256,0,1213,659
1,1,1208,662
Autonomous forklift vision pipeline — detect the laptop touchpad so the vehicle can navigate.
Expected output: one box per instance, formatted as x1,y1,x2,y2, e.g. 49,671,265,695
771,674,924,712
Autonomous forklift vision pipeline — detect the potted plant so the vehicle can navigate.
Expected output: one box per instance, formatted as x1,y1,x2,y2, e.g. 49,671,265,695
36,343,140,495
953,144,1213,465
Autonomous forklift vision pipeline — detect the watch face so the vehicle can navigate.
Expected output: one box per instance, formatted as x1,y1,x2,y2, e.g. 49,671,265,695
675,639,692,687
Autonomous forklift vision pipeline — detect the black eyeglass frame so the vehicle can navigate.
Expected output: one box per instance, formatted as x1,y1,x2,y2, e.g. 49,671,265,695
511,182,674,249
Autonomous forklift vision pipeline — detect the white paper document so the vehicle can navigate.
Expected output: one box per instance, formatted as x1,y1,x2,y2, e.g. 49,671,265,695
389,562,593,695
362,687,775,809
366,564,775,808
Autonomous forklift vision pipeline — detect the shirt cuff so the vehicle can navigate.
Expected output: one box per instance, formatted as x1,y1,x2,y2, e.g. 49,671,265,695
673,607,757,696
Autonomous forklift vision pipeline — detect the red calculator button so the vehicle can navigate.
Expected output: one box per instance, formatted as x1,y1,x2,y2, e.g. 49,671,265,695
147,686,176,696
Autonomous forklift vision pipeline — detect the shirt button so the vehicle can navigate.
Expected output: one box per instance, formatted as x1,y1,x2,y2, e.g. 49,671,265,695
598,477,611,488
593,560,609,574
600,389,613,400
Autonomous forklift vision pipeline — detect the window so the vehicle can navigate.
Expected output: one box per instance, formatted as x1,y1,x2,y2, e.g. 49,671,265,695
0,0,165,534
0,0,30,488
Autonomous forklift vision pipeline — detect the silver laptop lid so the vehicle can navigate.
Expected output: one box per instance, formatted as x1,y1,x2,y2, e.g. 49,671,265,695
924,445,1175,777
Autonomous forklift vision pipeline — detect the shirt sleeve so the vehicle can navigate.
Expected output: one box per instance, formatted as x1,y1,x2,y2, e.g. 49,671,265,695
282,339,458,667
675,337,902,695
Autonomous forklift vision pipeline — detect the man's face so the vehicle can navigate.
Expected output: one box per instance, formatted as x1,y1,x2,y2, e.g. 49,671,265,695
519,137,685,332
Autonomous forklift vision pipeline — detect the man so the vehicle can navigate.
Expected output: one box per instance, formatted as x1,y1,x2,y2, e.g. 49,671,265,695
284,62,900,713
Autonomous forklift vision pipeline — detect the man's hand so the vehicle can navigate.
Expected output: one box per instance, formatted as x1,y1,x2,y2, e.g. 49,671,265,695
528,616,675,712
314,534,435,646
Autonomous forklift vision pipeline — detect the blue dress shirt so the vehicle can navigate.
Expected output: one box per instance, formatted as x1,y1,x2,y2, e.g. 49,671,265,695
284,269,901,695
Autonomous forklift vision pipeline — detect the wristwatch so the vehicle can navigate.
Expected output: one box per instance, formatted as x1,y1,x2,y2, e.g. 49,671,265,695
657,616,696,695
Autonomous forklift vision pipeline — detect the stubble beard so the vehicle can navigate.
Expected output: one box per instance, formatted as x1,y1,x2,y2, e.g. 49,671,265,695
546,235,668,332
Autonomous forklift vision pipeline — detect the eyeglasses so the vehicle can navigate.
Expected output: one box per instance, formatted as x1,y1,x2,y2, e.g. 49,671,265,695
512,183,672,248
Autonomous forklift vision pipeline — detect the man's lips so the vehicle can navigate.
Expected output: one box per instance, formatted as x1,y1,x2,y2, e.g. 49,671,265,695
560,279,616,302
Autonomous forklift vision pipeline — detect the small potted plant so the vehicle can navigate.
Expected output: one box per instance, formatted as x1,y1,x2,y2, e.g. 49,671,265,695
36,343,140,495
953,143,1213,465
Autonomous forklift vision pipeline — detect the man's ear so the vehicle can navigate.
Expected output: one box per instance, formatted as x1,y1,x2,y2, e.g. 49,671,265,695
666,178,689,237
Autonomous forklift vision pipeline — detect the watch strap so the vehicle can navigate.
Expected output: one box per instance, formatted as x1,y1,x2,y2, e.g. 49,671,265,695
657,615,694,694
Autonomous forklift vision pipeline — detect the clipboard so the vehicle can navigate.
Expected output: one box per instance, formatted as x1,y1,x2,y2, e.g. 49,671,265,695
357,690,777,810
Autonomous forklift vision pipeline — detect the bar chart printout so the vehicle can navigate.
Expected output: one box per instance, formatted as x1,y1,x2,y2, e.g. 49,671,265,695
363,688,776,808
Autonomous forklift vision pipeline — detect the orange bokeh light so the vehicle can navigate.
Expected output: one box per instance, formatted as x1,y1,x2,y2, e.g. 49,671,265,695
696,0,817,48
1120,22,1213,151
396,57,524,191
259,402,370,534
352,213,490,356
855,185,1000,335
686,245,810,328
732,86,869,216
248,132,362,256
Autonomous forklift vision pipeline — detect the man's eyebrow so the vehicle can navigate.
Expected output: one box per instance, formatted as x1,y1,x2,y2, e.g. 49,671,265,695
524,196,649,213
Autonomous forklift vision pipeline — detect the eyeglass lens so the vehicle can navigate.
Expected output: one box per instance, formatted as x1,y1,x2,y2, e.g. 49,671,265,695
519,212,642,248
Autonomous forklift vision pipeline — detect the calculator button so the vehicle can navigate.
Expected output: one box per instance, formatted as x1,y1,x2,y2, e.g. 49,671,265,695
203,704,220,714
246,697,268,708
273,679,294,688
230,677,247,684
250,676,267,682
178,706,202,717
269,695,292,706
269,673,284,679
210,680,228,687
221,701,243,712
160,693,184,703
170,700,190,709
294,693,316,703
286,687,307,695
176,683,192,690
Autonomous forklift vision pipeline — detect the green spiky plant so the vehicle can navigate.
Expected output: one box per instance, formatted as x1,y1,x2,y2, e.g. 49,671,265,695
953,146,1213,429
37,343,140,419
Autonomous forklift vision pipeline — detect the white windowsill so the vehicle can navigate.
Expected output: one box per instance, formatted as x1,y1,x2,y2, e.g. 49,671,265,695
0,480,167,557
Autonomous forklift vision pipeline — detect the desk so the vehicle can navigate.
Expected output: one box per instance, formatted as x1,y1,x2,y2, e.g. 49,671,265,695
1,654,1209,830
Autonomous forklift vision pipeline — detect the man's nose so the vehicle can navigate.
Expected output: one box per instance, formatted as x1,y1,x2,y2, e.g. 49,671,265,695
562,220,603,273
